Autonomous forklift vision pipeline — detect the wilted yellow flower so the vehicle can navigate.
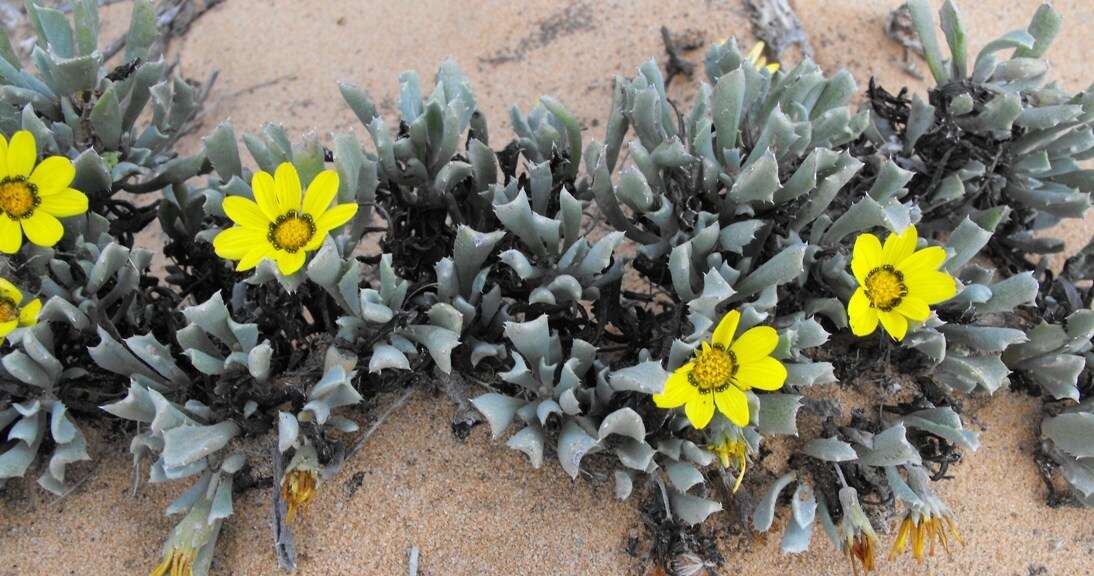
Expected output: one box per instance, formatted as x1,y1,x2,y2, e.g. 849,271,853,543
890,509,963,562
848,226,957,341
707,428,751,492
839,487,880,576
653,310,786,430
149,546,196,576
281,443,321,523
745,41,780,73
282,467,319,523
213,162,358,276
0,277,40,345
0,130,88,253
149,501,214,576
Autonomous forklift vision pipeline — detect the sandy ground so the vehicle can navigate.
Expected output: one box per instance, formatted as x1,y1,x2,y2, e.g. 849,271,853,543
2,0,1094,574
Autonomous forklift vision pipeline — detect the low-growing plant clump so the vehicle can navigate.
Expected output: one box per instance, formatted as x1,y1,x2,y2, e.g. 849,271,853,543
0,1,1091,574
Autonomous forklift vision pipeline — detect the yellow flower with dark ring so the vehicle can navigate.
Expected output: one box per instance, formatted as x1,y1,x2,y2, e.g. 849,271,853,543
213,162,358,276
0,130,89,253
848,226,958,341
653,310,786,430
0,277,40,345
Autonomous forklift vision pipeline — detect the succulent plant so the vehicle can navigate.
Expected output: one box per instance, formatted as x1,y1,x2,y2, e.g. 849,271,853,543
2,0,212,238
0,0,1090,573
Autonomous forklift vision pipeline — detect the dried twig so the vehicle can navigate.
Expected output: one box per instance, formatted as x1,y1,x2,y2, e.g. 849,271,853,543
408,546,420,576
270,444,297,572
886,3,927,79
660,26,695,85
745,0,813,59
102,0,225,61
346,388,414,460
226,74,298,99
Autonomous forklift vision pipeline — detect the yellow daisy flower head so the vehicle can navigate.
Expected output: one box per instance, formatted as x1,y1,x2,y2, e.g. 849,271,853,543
212,162,358,276
848,226,958,342
0,277,41,345
889,509,963,562
716,39,780,74
653,310,787,430
0,130,89,253
746,40,780,73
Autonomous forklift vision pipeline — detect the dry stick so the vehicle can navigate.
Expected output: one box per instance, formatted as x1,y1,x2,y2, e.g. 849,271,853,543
347,387,415,460
660,26,694,85
102,0,225,61
408,546,420,576
47,458,101,506
270,444,297,572
225,74,298,99
745,0,814,59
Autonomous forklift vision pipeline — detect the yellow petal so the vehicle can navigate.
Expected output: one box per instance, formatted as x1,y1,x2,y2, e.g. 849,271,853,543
653,364,696,408
0,277,21,302
895,296,930,322
302,170,339,218
304,229,328,251
21,211,63,247
898,246,947,275
274,162,302,212
0,133,8,176
213,226,266,259
276,250,307,276
711,309,740,348
0,319,16,337
851,233,882,284
28,156,75,193
315,202,358,231
714,386,749,427
6,131,37,177
735,356,787,391
251,170,281,220
684,392,715,429
882,225,918,265
237,244,274,271
848,287,878,337
878,310,908,341
18,298,40,326
222,195,270,229
38,188,88,218
729,325,778,363
904,270,958,305
0,215,21,254
746,41,764,65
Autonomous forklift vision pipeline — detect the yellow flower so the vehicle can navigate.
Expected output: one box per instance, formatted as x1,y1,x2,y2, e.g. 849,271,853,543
213,162,358,276
746,41,780,73
839,487,880,576
653,310,786,430
149,500,214,576
0,277,40,345
281,442,321,523
707,429,750,493
848,226,957,341
0,130,89,253
889,510,963,562
149,546,196,576
281,467,319,523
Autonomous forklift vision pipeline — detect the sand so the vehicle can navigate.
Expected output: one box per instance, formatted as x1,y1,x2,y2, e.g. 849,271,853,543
2,0,1094,574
